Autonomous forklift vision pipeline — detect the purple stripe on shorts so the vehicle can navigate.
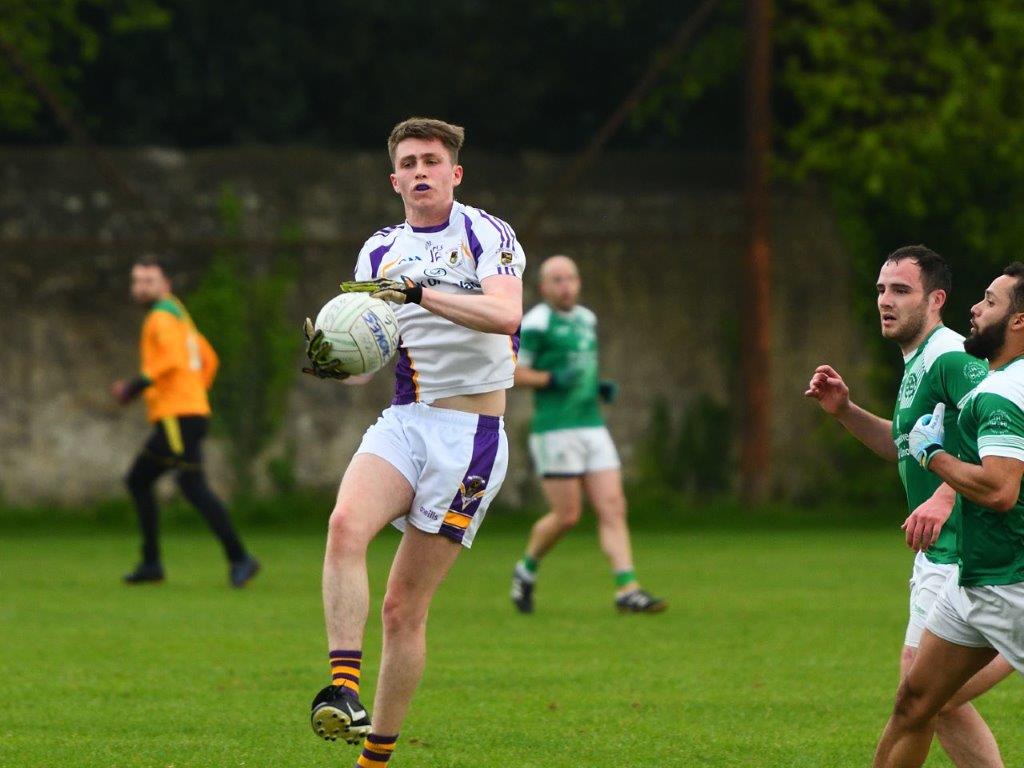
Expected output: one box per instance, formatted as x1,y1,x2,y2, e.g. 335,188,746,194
477,209,510,249
511,328,521,356
439,416,501,543
368,241,396,278
392,338,417,405
462,212,484,262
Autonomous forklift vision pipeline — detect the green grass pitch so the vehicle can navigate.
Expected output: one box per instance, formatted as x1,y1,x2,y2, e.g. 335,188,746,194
2,523,1021,767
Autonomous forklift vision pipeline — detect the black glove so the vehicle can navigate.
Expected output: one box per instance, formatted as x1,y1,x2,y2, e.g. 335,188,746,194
545,367,581,391
302,318,350,380
598,379,619,404
339,277,423,305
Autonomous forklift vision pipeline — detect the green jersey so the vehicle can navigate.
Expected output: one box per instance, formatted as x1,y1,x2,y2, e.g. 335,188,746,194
953,356,1024,586
518,303,603,434
893,325,989,564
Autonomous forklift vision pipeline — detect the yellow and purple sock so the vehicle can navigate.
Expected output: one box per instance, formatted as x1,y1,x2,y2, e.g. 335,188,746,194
329,649,362,694
356,733,398,767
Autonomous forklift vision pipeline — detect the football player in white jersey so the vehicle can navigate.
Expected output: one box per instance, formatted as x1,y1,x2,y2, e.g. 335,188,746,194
303,117,524,768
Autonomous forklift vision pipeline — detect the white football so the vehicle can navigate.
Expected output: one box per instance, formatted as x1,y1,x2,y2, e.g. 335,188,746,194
314,293,400,375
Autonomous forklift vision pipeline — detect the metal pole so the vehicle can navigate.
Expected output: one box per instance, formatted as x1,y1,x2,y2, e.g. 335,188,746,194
740,0,773,503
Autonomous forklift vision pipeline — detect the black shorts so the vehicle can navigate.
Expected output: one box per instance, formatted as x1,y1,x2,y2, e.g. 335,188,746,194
141,415,209,470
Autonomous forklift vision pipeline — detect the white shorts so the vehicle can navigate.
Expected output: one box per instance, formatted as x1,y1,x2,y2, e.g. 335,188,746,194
926,577,1024,674
355,402,509,548
905,551,959,648
528,426,621,478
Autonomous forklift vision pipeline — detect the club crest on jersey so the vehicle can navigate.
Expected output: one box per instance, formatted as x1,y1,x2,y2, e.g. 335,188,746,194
899,371,920,407
500,251,514,265
987,410,1011,433
963,361,987,385
447,249,461,267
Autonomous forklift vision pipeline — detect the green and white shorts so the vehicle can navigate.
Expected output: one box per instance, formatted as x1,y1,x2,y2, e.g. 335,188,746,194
905,551,958,648
528,426,620,479
926,576,1024,674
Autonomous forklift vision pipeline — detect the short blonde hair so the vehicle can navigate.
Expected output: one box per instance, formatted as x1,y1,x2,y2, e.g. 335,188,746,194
388,117,465,166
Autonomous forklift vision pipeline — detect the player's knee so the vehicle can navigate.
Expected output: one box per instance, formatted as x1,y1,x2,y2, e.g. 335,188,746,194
381,590,427,636
891,679,931,728
175,470,204,496
326,502,372,555
125,463,150,494
596,493,627,522
555,506,582,530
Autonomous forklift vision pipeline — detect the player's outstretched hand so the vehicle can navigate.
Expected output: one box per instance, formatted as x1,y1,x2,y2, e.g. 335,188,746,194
302,317,349,380
111,379,132,405
909,403,946,468
804,364,850,416
340,277,422,305
902,490,954,551
598,379,619,404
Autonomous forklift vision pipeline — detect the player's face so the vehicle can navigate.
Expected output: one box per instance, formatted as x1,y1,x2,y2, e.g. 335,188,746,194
130,265,170,305
876,260,931,345
964,275,1023,360
390,138,463,216
540,261,580,311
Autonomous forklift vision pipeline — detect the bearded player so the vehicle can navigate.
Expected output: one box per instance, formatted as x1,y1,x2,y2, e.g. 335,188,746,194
806,246,1012,767
302,117,524,768
874,262,1024,766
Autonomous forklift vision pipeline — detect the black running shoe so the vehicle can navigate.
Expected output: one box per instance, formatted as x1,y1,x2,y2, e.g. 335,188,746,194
229,556,260,588
123,562,164,584
615,588,667,613
310,685,371,744
510,567,535,614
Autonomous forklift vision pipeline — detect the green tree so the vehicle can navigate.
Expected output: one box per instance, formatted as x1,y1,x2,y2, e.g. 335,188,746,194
779,0,1024,331
0,0,168,136
187,187,299,497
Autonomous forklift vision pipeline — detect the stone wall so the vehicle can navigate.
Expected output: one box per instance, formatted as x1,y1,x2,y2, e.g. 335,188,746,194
0,147,872,505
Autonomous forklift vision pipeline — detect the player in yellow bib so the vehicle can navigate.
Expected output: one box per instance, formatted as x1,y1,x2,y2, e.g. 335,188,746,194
112,256,258,588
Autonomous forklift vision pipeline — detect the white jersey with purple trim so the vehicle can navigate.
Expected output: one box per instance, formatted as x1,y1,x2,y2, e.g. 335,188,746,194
353,200,526,404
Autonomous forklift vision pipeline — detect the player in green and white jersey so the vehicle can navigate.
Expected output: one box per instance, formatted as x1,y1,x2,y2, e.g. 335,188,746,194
874,262,1024,768
509,255,665,614
807,246,1011,768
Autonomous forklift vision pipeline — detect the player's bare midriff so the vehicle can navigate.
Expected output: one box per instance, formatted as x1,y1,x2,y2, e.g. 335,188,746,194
432,389,505,417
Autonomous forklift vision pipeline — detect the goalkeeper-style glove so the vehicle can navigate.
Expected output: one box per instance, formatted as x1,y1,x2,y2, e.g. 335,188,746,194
598,379,619,404
302,318,349,380
340,277,423,305
909,402,946,468
545,367,581,391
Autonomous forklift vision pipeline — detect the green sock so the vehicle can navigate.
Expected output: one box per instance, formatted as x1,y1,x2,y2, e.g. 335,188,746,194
521,555,539,574
614,569,637,589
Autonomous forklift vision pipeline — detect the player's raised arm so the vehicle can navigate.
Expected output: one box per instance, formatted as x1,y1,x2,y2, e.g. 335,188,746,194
805,364,897,461
421,274,522,335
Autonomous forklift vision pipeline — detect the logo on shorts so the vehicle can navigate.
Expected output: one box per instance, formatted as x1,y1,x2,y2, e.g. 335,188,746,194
458,476,488,508
500,251,514,265
419,506,440,521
